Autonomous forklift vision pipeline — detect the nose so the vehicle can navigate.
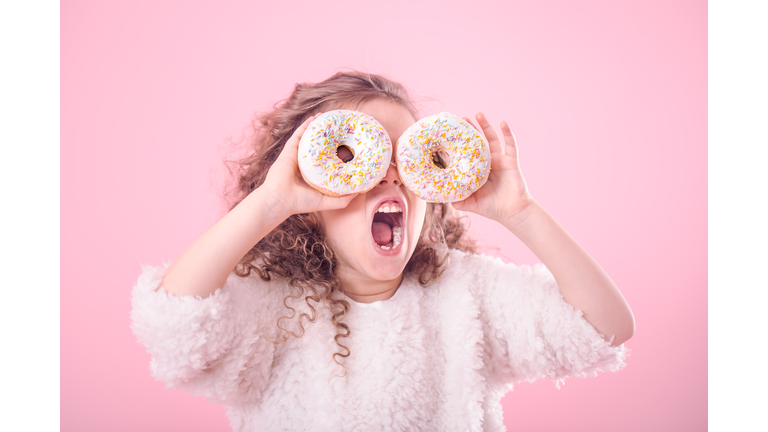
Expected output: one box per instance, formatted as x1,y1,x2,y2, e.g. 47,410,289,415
378,160,402,187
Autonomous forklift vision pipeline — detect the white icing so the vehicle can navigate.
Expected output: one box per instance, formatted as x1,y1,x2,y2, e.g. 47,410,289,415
395,113,491,203
298,110,392,195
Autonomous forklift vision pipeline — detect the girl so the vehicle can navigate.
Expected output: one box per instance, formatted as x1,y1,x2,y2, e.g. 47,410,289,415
131,71,634,431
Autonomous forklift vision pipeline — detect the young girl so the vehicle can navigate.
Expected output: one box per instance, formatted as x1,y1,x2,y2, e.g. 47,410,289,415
131,71,634,431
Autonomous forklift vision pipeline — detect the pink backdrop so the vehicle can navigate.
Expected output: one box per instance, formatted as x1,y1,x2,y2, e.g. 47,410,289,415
61,1,706,430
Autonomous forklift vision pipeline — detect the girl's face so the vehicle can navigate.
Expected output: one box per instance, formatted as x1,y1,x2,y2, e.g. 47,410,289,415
315,99,427,298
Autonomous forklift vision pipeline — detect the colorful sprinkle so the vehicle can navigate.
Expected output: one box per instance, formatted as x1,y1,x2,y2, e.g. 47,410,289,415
297,110,392,195
396,113,491,203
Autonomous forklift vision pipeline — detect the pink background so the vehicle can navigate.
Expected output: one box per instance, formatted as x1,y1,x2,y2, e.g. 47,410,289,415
61,1,706,431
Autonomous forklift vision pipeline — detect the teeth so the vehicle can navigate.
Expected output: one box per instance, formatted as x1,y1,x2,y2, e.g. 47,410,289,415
377,226,403,251
392,227,402,248
376,203,402,213
374,203,403,251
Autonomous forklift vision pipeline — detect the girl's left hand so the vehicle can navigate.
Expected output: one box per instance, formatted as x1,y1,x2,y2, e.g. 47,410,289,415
452,112,535,225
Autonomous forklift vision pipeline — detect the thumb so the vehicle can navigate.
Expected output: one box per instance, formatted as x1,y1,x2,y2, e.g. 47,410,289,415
318,193,359,211
451,196,479,214
451,198,467,211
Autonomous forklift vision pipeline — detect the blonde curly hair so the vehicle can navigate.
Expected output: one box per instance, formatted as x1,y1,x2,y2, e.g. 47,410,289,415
227,71,475,367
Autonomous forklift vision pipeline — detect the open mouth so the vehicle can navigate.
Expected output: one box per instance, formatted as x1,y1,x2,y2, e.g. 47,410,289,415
371,201,403,250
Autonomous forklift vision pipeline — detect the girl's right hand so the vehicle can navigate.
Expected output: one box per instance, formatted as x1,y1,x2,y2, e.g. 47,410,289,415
260,114,358,217
161,114,355,298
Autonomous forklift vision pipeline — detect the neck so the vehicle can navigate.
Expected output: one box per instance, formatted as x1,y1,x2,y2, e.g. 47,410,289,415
338,269,403,303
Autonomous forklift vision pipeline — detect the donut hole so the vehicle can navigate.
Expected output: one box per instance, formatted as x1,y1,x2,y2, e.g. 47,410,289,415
431,149,452,169
336,145,355,163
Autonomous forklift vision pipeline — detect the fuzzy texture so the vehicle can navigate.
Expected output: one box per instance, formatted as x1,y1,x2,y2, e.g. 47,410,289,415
130,250,628,431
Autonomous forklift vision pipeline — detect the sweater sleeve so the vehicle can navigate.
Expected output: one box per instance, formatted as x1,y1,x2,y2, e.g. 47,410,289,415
455,251,629,388
130,264,283,406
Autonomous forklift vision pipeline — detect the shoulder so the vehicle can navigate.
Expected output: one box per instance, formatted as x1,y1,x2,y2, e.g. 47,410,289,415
412,248,506,317
131,263,292,328
440,249,553,288
435,249,561,317
442,248,506,273
438,248,509,291
218,270,298,329
222,270,290,305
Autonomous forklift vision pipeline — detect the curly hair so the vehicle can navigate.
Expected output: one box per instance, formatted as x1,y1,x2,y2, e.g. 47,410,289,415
227,71,476,367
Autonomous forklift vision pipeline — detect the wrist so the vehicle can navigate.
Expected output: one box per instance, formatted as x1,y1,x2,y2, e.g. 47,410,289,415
500,199,541,234
244,186,293,225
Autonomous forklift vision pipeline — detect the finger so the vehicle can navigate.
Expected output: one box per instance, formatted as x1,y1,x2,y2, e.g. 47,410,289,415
500,121,519,159
295,113,320,137
451,196,476,214
462,117,483,136
282,114,321,158
289,114,321,147
318,193,359,211
475,112,503,155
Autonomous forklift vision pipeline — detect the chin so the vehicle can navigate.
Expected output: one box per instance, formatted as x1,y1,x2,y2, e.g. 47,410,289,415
363,254,412,281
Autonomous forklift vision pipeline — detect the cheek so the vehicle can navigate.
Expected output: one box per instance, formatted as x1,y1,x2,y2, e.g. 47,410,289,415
317,200,368,249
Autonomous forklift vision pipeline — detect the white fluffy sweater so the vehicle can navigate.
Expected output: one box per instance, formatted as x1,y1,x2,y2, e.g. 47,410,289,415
131,249,628,431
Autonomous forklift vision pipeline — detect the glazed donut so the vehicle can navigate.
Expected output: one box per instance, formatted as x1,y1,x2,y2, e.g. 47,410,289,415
298,110,392,196
395,113,491,203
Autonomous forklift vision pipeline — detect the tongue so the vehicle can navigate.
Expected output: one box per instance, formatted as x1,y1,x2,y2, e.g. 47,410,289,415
372,222,393,246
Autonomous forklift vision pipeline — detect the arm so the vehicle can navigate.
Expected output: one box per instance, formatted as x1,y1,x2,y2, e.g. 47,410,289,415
160,114,357,297
501,201,635,346
132,114,360,404
160,187,287,297
454,113,635,346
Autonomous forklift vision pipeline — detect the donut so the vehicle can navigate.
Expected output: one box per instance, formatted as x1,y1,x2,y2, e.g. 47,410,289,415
395,113,491,203
298,110,393,196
